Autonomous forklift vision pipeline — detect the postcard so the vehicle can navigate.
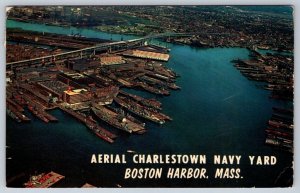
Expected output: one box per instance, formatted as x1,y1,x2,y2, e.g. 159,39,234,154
6,5,294,187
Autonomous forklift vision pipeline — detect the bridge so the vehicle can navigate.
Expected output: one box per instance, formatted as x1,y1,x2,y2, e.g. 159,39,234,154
7,32,230,69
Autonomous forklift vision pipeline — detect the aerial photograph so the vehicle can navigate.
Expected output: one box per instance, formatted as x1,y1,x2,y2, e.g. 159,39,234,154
6,5,293,187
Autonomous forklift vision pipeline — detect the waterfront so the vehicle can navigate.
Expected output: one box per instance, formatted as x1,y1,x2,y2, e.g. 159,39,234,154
6,20,293,187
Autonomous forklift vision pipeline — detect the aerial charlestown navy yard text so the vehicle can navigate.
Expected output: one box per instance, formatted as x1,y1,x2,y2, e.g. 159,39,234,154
90,154,277,179
6,5,293,188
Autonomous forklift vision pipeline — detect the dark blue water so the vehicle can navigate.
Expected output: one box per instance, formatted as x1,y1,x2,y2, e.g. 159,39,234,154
6,19,139,41
6,20,293,187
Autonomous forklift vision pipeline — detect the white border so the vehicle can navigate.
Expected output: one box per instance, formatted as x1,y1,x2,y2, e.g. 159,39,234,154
1,1,299,193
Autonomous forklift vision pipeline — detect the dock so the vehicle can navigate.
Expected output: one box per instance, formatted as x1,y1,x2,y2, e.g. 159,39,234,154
24,171,64,188
6,28,180,146
265,107,294,153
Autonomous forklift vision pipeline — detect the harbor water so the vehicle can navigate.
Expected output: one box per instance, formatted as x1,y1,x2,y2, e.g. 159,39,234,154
6,20,293,187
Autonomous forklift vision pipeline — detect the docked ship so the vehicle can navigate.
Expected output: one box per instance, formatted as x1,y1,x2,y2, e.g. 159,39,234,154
60,106,116,143
6,108,21,122
86,123,114,143
119,90,162,110
268,120,293,130
6,104,30,122
6,98,31,122
135,81,170,96
92,105,146,134
114,95,171,124
28,105,49,123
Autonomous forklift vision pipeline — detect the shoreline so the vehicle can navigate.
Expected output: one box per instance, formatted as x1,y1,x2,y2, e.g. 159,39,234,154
7,18,293,53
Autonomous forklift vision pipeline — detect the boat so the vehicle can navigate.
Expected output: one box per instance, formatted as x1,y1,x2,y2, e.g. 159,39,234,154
268,120,293,129
60,106,116,143
119,90,162,110
95,131,114,144
28,105,49,123
92,106,146,134
114,96,166,124
86,123,114,144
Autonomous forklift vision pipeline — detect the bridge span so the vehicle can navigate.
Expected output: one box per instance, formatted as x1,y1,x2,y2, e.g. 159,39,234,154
7,32,229,69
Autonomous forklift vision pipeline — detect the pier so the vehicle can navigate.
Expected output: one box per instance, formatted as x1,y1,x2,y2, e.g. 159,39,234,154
24,171,65,188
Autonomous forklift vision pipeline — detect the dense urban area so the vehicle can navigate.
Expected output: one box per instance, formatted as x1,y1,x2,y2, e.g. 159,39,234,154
8,6,293,50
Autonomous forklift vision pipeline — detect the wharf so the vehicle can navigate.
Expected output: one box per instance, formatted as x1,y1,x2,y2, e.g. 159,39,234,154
265,107,294,153
231,52,293,102
6,32,181,146
8,32,95,50
122,50,170,62
24,171,64,188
